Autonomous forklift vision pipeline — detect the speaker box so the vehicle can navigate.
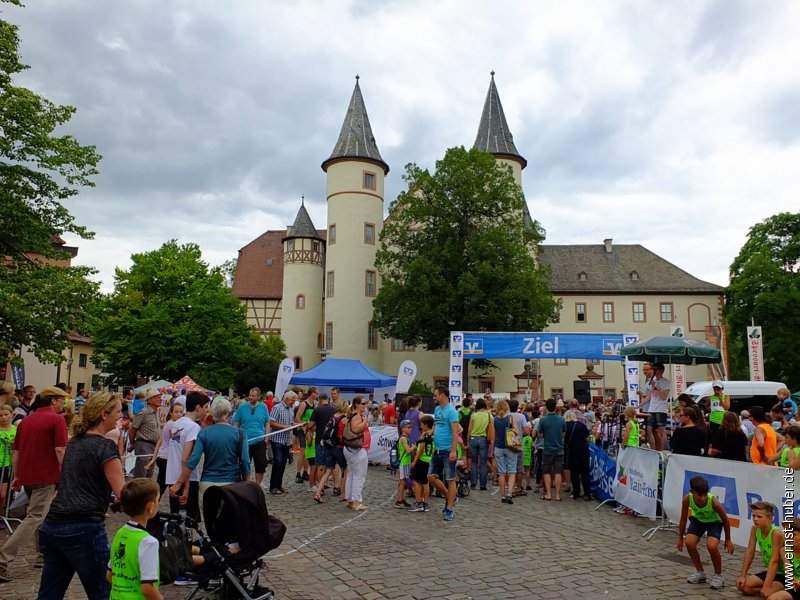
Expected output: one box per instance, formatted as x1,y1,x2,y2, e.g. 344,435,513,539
573,380,591,403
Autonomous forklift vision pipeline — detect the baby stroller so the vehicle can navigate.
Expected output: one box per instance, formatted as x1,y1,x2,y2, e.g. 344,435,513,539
154,481,286,599
455,462,471,498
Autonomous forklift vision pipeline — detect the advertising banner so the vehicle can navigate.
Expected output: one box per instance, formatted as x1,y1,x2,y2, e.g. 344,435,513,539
366,425,398,465
623,333,640,406
589,444,617,501
663,454,791,547
670,326,686,398
274,358,295,402
746,326,765,382
449,332,464,405
613,447,661,519
460,332,627,361
11,364,25,389
395,360,417,394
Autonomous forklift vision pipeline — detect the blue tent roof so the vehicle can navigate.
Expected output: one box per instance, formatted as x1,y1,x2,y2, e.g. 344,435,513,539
289,358,396,388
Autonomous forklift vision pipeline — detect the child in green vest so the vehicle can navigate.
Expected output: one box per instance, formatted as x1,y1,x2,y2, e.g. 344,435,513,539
408,416,434,513
737,501,785,597
522,430,533,491
768,425,800,469
107,478,163,600
621,406,640,448
395,420,415,509
677,476,734,589
0,404,17,512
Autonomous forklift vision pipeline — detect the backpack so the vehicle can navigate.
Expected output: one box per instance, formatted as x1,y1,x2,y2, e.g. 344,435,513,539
389,437,401,470
320,414,344,449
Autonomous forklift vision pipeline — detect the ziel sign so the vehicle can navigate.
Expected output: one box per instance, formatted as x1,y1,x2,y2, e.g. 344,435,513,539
458,332,627,361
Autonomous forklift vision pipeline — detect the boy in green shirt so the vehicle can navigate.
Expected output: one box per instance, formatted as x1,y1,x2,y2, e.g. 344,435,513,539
107,478,163,600
736,501,784,597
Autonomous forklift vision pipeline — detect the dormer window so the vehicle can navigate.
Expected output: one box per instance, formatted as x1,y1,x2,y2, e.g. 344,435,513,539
630,270,639,281
578,271,587,281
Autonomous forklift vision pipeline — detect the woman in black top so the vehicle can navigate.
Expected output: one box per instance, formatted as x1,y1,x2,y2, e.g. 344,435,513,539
670,406,707,456
564,412,592,500
38,392,124,600
708,411,748,461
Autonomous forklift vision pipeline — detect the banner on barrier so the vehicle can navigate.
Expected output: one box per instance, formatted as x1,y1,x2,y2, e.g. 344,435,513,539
613,447,660,519
589,444,617,501
623,334,640,406
366,425,398,465
663,454,791,547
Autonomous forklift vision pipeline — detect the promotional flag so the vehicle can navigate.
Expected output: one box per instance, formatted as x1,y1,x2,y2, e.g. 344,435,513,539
623,333,639,406
274,358,295,401
395,360,416,394
670,326,686,398
746,326,764,382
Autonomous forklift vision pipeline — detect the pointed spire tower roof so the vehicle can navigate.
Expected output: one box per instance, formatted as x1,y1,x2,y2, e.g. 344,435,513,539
473,72,527,169
284,197,323,241
322,76,389,174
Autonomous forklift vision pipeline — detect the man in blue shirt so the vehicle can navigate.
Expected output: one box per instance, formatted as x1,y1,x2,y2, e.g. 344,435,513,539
537,398,566,501
428,387,459,521
233,387,270,487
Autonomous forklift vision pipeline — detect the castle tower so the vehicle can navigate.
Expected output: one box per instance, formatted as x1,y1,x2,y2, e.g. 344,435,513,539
281,199,325,371
321,76,389,368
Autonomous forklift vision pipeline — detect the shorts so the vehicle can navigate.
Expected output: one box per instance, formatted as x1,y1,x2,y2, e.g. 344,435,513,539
315,444,328,466
294,427,307,448
686,517,722,539
324,447,347,470
428,450,457,481
411,461,430,485
542,452,564,475
0,465,10,485
494,447,517,475
516,450,524,473
647,412,667,429
248,441,268,474
754,571,785,585
398,464,410,480
306,457,315,466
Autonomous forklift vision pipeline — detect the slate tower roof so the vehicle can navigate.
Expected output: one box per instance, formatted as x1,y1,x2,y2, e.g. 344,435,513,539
284,198,323,240
321,76,389,174
473,72,527,168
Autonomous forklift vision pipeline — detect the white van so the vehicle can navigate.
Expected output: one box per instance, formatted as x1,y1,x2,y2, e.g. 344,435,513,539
683,380,784,414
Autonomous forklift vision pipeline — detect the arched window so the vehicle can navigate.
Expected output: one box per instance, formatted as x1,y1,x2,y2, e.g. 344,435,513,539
293,356,302,370
578,271,587,281
630,270,640,281
296,294,305,309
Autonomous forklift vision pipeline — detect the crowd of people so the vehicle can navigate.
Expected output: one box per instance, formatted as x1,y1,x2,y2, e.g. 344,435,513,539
0,369,796,598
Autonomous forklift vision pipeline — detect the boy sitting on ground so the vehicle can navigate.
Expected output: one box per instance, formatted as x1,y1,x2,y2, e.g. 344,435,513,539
736,501,784,597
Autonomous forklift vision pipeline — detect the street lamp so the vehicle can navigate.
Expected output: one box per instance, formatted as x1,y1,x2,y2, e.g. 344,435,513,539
523,359,532,401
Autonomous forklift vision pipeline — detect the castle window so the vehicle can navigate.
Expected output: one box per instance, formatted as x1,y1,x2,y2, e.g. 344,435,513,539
325,322,333,349
317,332,323,349
312,241,320,253
78,353,88,368
367,321,378,350
578,271,587,281
266,258,273,266
365,270,376,297
391,338,414,352
603,302,614,323
293,356,302,370
554,358,568,366
575,303,586,323
326,271,334,298
296,294,305,309
329,224,336,245
630,270,639,281
660,302,674,323
287,239,294,251
633,302,646,322
364,223,375,245
363,171,376,190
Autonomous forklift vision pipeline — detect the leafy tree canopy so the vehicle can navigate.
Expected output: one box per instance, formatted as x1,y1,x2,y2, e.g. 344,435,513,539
373,146,557,350
231,333,286,396
0,7,102,363
91,241,252,390
725,212,800,388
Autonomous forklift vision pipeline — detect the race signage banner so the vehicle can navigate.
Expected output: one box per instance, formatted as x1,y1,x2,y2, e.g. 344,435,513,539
11,364,24,389
670,326,686,398
366,425,398,465
274,358,295,401
395,360,416,394
613,447,661,519
663,454,790,547
589,444,617,501
449,332,464,405
746,326,765,382
459,332,627,361
623,333,640,406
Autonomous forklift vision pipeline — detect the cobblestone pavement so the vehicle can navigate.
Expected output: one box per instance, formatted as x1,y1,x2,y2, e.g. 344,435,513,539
1,465,748,599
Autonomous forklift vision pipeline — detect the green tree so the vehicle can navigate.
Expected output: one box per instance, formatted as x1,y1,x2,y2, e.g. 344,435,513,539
231,333,286,395
725,212,800,389
0,6,102,364
91,241,253,390
373,146,557,352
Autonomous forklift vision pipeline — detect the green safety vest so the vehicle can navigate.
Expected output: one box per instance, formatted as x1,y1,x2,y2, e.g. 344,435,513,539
399,436,413,466
110,524,160,599
419,434,434,463
709,394,727,425
305,433,316,459
756,525,784,574
688,493,722,523
523,435,533,466
780,447,800,467
626,421,640,447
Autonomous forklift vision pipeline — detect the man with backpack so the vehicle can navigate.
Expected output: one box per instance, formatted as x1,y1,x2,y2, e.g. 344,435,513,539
307,393,335,496
313,398,347,503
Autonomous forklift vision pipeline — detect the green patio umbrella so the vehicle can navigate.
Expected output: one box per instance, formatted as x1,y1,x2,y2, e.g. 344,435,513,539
619,335,721,365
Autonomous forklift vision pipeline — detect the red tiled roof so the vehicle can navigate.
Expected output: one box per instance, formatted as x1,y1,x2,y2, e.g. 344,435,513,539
232,229,326,300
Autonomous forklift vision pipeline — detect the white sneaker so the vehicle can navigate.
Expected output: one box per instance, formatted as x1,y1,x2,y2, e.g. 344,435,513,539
709,574,724,589
687,571,707,584
308,485,318,493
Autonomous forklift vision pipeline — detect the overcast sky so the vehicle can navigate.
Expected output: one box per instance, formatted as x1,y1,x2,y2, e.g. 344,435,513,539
7,0,800,291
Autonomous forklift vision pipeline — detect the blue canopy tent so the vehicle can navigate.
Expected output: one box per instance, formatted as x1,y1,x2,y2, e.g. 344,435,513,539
289,358,396,390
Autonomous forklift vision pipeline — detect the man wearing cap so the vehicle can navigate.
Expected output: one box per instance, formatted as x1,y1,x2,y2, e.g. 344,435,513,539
128,387,163,479
645,363,670,451
0,386,68,583
707,381,730,438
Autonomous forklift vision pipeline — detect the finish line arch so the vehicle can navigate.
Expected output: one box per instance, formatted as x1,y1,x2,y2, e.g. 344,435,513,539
447,331,641,405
